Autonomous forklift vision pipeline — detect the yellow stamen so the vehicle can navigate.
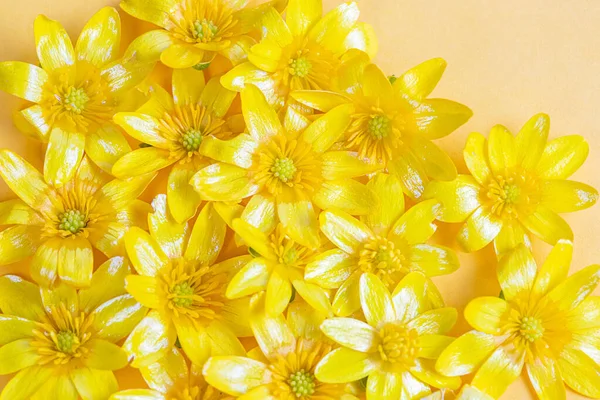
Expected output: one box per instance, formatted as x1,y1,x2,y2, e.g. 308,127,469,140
358,236,406,287
377,323,420,367
193,18,218,42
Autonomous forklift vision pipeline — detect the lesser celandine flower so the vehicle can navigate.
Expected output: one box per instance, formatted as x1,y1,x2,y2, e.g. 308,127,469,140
191,85,380,249
112,68,240,223
420,385,493,400
221,0,377,109
123,195,252,368
0,257,146,400
226,220,332,316
203,299,357,399
425,113,598,255
306,173,459,316
0,8,163,186
315,273,461,399
436,241,600,399
0,151,153,288
292,53,472,199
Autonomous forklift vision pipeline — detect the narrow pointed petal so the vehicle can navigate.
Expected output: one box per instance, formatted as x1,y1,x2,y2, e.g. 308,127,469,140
91,294,146,342
366,370,402,400
0,275,45,322
286,0,321,37
309,2,359,54
70,368,118,400
464,132,492,185
471,345,525,399
315,348,376,383
124,311,176,368
547,264,600,311
526,355,566,400
521,205,573,244
515,113,549,169
35,15,75,71
86,124,132,174
241,84,282,142
321,318,378,352
304,249,355,289
43,128,85,187
124,227,169,276
457,206,503,252
363,173,405,236
436,331,497,376
532,239,572,299
76,7,121,67
300,104,353,153
167,161,203,223
497,244,536,301
558,347,600,398
0,61,47,102
313,179,377,215
185,203,226,265
319,209,370,254
359,273,395,328
536,135,589,179
394,58,446,101
277,193,319,249
191,163,259,202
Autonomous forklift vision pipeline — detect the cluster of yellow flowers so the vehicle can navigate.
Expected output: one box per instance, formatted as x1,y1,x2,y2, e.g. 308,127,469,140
0,1,598,399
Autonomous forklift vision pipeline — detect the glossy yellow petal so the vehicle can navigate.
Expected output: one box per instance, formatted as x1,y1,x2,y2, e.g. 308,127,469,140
148,194,187,259
309,2,359,53
83,339,128,370
124,227,170,276
408,307,457,335
0,200,41,225
94,172,155,216
424,175,481,223
313,179,377,216
122,29,174,63
464,296,510,335
304,249,354,289
497,244,536,301
412,99,473,140
191,163,259,202
494,219,530,257
558,347,600,398
173,316,211,366
455,385,494,400
113,112,169,148
43,128,85,187
33,373,77,400
417,334,454,359
315,347,377,383
172,67,205,106
200,134,257,169
389,199,441,245
471,344,525,398
359,273,395,328
248,40,283,73
408,135,457,181
86,221,127,257
231,218,276,259
300,104,353,153
515,113,549,169
321,151,381,180
286,0,321,36
536,135,589,179
331,271,361,317
91,294,147,342
464,132,492,185
319,209,371,254
542,179,598,213
387,150,429,200
102,57,154,94
40,283,77,313
392,272,443,323
0,365,53,400
76,7,121,67
0,275,45,322
547,264,600,312
220,297,252,337
365,370,401,400
526,355,566,400
334,48,369,93
85,124,132,173
408,244,459,277
487,124,517,177
120,0,178,28
277,193,320,249
344,23,378,59
265,268,292,315
410,360,461,390
283,105,311,135
0,226,41,267
0,61,47,102
30,238,60,288
531,239,572,300
394,58,446,101
220,61,275,94
202,356,270,396
290,90,351,112
291,280,332,315
200,77,237,118
167,161,203,223
457,206,503,252
124,310,176,368
359,173,405,236
249,293,295,358
125,274,160,309
396,371,431,399
206,319,246,357
110,389,163,399
521,205,573,244
241,84,282,142
112,147,174,178
362,64,393,100
286,300,326,341
139,347,187,393
56,236,94,288
0,315,36,347
70,368,118,400
0,339,40,374
220,35,255,65
184,203,226,265
321,317,378,352
34,15,75,71
20,105,51,139
240,194,277,234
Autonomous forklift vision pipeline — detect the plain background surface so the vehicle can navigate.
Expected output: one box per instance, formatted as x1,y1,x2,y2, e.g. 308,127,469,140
0,1,599,398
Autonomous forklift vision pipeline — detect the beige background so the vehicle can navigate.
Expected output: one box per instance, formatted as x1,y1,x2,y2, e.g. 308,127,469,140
0,0,599,398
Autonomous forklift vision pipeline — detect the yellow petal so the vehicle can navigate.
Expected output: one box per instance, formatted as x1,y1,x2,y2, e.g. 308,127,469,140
191,163,259,202
56,236,94,288
0,226,41,267
200,134,257,169
122,29,174,63
172,67,205,106
31,237,62,288
102,58,154,94
220,62,276,96
290,90,350,113
220,35,256,65
34,15,75,71
515,113,550,169
536,135,589,179
410,359,461,390
220,297,252,337
283,105,311,134
240,193,277,234
392,272,443,323
125,274,160,309
277,193,320,249
265,268,292,315
0,365,53,400
424,175,481,223
167,161,203,223
286,300,326,341
387,150,429,200
173,316,212,366
471,344,525,398
321,151,382,180
301,104,353,153
436,330,497,377
95,172,155,216
408,307,457,335
417,334,454,359
493,219,530,258
412,99,473,140
487,124,517,177
0,276,44,322
40,283,78,313
365,370,402,400
286,0,322,37
362,64,393,99
44,128,85,187
20,105,51,140
335,48,370,93
531,239,572,299
148,194,187,259
457,206,503,252
558,347,600,398
313,179,377,216
521,205,573,244
408,244,459,277
547,264,600,312
321,317,378,352
0,61,47,102
113,113,169,149
309,2,359,54
185,203,226,265
110,389,163,399
332,271,361,317
497,244,536,301
362,173,405,236
249,293,295,358
85,124,132,174
319,209,371,254
394,58,446,101
389,199,441,245
344,23,378,60
0,315,37,347
124,227,170,276
359,273,395,328
0,339,40,374
291,279,332,315
33,372,77,400
206,319,246,357
124,310,176,368
464,132,492,185
139,347,187,393
202,356,269,396
526,355,566,400
464,297,511,335
241,84,282,142
120,0,178,28
231,218,277,259
227,258,271,299
70,368,118,400
84,339,128,370
112,147,174,178
91,294,147,342
248,40,283,72
407,135,457,181
304,249,354,289
315,347,377,383
76,7,121,67
200,76,237,118
542,179,598,213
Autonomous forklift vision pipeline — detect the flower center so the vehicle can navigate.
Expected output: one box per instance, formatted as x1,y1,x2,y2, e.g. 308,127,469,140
170,281,195,308
63,87,89,115
519,316,544,342
56,330,78,354
378,323,420,367
282,248,298,265
271,157,297,183
358,236,405,286
181,128,203,151
368,115,391,139
193,19,218,42
58,209,87,234
289,57,312,78
288,369,316,397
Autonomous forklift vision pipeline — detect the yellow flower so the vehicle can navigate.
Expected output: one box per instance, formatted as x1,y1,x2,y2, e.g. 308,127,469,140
123,194,252,368
0,151,153,288
315,272,461,399
112,68,240,223
419,385,493,400
425,114,598,254
226,219,332,316
191,84,380,249
111,348,232,400
292,54,472,200
436,241,600,399
222,0,377,109
305,173,459,316
0,257,146,400
203,298,357,399
120,0,284,69
0,8,164,186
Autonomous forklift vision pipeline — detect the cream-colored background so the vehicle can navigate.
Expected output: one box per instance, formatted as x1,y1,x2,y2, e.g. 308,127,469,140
1,1,599,398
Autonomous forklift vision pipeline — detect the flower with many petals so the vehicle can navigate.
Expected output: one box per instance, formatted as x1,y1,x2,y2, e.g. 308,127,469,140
0,8,162,186
0,151,152,288
306,173,459,316
123,195,252,368
191,84,380,249
204,299,356,399
436,241,600,399
425,113,598,255
315,273,461,399
113,68,241,223
0,257,146,400
222,0,377,109
292,54,472,199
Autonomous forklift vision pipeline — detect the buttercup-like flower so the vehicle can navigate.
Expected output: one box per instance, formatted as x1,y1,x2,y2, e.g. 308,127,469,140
292,54,472,199
436,241,600,399
204,299,356,399
0,257,146,400
111,347,232,400
221,0,377,109
420,385,493,400
315,273,460,399
191,85,380,249
112,69,240,223
120,0,285,69
226,220,332,316
0,8,162,186
0,151,153,288
425,113,598,254
123,195,252,368
306,173,459,316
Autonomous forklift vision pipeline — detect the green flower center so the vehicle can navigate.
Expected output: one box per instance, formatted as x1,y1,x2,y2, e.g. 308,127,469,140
193,19,218,41
282,248,298,265
368,115,391,139
519,316,544,342
56,330,77,354
181,129,203,151
171,281,194,308
503,184,521,203
64,87,89,115
378,323,419,366
288,369,316,397
289,57,312,78
271,157,297,183
58,209,86,234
